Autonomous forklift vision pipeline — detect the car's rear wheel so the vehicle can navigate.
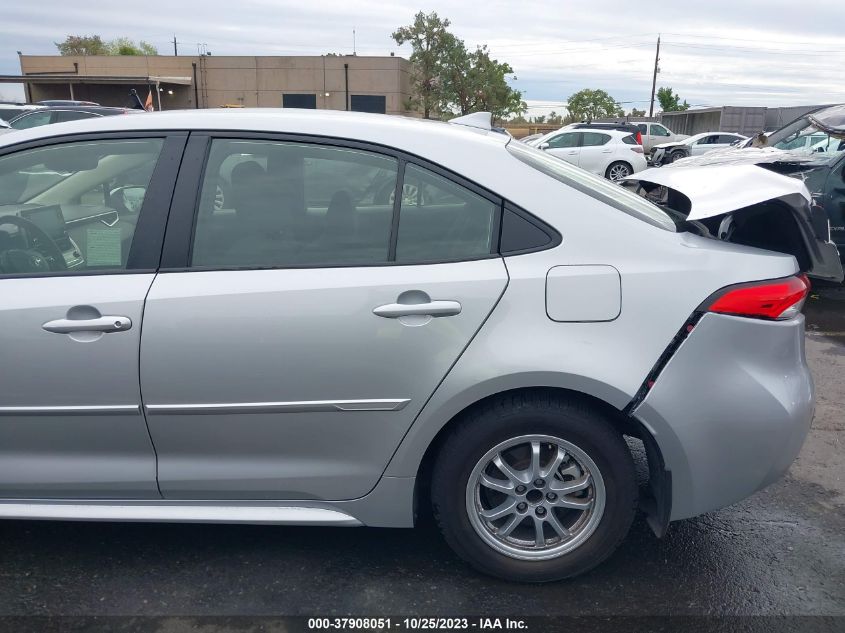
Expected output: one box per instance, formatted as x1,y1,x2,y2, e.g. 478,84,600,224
431,392,637,582
605,161,632,182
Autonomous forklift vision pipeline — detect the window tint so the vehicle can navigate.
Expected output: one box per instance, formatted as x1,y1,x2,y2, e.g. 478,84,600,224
621,134,638,145
637,124,648,134
395,164,497,262
0,138,164,275
718,134,739,144
191,139,398,268
10,111,53,129
499,207,555,254
546,133,579,149
581,132,611,147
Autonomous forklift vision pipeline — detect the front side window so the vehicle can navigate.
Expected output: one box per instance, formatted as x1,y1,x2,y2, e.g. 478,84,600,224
651,124,670,137
10,111,53,130
581,132,611,147
546,133,580,149
191,139,398,268
395,164,497,262
0,138,164,275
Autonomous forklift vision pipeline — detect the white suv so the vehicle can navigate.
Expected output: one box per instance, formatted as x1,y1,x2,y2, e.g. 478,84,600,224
535,128,648,181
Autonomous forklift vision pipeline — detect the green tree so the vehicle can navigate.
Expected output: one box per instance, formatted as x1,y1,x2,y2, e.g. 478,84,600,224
393,12,524,121
55,35,158,56
547,111,563,125
55,35,108,56
566,89,622,121
107,37,158,56
630,107,646,117
392,11,456,118
656,86,690,112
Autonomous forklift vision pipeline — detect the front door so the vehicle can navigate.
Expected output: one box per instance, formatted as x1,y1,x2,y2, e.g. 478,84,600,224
544,131,581,166
0,134,179,498
141,137,508,500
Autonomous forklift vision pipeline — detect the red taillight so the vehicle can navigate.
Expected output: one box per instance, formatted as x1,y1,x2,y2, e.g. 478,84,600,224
704,274,810,321
636,131,643,145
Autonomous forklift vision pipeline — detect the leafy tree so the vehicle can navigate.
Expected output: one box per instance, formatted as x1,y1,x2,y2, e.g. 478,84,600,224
656,86,690,112
533,115,546,124
107,37,158,56
55,35,108,56
392,12,456,118
393,12,524,121
566,89,622,121
56,35,158,56
547,111,563,125
630,107,646,117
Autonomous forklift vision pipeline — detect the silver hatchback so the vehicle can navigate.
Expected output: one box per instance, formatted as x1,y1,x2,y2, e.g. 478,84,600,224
0,109,840,582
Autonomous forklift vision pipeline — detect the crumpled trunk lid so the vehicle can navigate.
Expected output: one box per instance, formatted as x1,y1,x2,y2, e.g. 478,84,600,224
624,164,844,282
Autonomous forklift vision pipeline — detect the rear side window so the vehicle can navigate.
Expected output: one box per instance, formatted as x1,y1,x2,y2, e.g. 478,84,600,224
10,111,53,129
395,164,497,262
54,110,98,123
581,132,611,147
191,139,398,268
621,134,638,145
506,140,675,231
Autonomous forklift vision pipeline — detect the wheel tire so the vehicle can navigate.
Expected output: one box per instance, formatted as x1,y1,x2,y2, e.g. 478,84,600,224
431,392,637,582
669,150,686,164
605,161,633,182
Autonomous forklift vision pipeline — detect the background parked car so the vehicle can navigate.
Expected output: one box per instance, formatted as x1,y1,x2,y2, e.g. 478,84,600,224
8,106,140,130
519,133,544,145
0,102,45,123
0,119,10,136
650,132,747,166
534,128,647,181
633,121,688,153
36,100,100,107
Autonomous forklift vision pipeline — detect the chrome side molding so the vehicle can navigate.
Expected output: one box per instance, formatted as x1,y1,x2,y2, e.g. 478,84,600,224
0,502,361,525
144,399,411,415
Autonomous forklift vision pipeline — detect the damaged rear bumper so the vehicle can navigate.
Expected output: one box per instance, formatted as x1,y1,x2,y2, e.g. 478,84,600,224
632,312,814,521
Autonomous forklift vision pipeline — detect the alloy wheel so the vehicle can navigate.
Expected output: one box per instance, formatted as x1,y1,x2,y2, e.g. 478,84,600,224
465,434,606,561
607,163,631,182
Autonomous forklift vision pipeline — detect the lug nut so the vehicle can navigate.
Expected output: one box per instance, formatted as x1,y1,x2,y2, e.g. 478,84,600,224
535,506,547,517
517,502,528,512
546,492,557,502
515,485,527,494
533,479,545,488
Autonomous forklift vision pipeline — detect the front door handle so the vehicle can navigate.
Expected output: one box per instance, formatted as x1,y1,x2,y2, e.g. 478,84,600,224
43,316,132,334
373,300,462,318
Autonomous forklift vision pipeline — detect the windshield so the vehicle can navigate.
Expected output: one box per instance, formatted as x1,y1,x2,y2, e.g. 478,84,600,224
506,140,676,231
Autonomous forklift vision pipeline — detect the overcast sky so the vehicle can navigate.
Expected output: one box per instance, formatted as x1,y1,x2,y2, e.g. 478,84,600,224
2,0,844,115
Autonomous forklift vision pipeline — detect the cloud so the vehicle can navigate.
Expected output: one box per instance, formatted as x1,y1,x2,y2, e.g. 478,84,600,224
2,0,844,108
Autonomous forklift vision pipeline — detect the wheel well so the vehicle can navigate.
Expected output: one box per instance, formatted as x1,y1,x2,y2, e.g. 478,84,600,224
413,386,666,526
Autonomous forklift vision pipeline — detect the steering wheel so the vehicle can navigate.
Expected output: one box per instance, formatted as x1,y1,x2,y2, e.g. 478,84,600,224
0,215,68,274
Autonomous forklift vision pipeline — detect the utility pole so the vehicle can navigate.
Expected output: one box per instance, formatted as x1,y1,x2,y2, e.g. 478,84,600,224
648,35,660,117
173,36,178,56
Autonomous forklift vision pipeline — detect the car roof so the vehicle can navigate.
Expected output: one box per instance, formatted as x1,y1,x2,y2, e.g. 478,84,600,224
0,108,512,175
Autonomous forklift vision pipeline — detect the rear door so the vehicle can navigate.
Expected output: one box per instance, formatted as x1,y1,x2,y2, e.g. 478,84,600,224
577,132,613,174
140,135,508,500
0,132,184,497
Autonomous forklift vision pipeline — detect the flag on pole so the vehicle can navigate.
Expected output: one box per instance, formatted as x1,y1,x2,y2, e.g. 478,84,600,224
144,88,154,111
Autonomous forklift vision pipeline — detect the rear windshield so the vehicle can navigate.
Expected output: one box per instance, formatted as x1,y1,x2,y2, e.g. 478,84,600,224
506,140,676,231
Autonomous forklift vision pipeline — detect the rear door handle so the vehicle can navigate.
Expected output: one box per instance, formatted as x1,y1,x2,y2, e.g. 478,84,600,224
373,301,462,318
43,316,132,334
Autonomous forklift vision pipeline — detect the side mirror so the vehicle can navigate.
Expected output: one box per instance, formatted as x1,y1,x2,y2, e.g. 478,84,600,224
538,142,550,150
111,185,147,213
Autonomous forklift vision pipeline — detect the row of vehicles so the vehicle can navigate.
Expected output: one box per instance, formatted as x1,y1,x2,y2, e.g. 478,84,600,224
0,101,138,136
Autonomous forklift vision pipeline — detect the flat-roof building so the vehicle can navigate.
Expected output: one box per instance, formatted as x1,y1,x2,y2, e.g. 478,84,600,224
3,54,414,115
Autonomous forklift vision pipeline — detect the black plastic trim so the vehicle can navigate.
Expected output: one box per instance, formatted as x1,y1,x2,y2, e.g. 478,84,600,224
498,202,563,256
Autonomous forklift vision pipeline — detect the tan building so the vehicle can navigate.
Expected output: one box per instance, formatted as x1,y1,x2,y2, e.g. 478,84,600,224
6,54,414,115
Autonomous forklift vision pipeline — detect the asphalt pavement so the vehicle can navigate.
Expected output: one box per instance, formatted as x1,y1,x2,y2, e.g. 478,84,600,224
0,286,842,622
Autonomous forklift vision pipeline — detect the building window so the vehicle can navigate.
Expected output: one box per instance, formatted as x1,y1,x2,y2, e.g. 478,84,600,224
282,94,317,109
350,95,386,114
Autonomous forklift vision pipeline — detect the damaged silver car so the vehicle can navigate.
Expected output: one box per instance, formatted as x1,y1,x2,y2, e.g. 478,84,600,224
650,104,845,263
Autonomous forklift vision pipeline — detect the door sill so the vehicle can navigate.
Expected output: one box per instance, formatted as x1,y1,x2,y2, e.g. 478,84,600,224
0,501,361,525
